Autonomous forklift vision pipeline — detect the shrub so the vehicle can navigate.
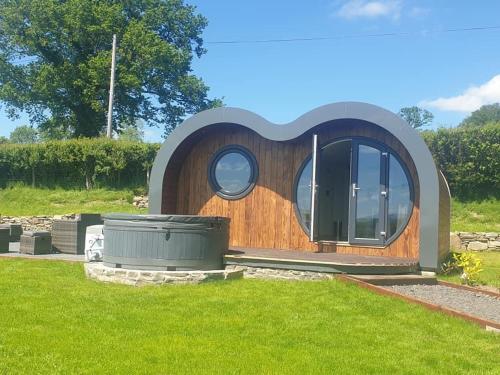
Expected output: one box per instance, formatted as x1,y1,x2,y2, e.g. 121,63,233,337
0,138,160,190
422,123,500,200
441,251,483,286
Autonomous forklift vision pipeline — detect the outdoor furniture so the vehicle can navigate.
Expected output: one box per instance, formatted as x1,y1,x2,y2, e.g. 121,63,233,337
0,227,9,253
0,224,23,242
52,214,103,255
20,231,52,255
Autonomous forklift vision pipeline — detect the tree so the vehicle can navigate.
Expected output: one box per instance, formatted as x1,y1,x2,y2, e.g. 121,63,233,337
119,120,145,142
398,106,434,129
38,118,72,141
459,103,500,127
9,125,39,144
0,0,221,138
0,136,8,144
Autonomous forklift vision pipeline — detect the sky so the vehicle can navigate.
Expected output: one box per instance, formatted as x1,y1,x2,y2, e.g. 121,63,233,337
1,0,500,142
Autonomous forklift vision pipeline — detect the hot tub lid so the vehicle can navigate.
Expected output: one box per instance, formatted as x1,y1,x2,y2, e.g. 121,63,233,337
103,213,229,224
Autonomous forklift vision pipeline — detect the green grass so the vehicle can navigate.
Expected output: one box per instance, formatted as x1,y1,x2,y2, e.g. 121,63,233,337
0,259,498,374
439,251,500,290
0,186,146,216
451,198,500,232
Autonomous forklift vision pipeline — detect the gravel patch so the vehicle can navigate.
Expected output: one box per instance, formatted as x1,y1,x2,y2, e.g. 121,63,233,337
386,284,500,324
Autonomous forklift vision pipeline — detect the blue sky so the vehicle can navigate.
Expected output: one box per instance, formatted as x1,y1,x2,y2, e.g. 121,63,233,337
2,0,500,142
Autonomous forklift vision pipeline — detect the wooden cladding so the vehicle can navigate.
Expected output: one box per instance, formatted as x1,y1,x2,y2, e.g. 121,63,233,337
163,119,420,259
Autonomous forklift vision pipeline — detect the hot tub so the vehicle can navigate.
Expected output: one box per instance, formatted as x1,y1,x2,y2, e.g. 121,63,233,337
102,214,230,271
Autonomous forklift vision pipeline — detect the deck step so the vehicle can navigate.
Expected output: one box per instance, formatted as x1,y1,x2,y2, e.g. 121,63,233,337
349,274,437,286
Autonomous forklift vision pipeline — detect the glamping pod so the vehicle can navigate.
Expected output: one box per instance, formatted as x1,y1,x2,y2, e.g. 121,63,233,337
149,102,450,272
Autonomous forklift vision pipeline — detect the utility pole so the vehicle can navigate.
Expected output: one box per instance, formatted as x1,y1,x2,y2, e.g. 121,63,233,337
106,34,117,138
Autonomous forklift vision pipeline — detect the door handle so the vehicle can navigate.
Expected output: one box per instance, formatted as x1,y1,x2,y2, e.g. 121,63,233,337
352,183,360,197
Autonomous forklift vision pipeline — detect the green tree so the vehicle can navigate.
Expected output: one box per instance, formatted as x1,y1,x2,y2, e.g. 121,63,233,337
0,136,8,144
0,0,221,138
398,106,434,129
38,118,71,141
9,125,39,144
459,103,500,127
119,120,145,142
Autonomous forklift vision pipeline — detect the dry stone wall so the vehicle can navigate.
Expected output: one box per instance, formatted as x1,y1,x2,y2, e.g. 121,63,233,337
0,196,147,232
0,214,76,232
450,232,500,251
132,195,148,209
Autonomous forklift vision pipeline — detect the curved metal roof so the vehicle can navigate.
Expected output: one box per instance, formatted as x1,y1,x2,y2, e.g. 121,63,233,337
149,102,440,269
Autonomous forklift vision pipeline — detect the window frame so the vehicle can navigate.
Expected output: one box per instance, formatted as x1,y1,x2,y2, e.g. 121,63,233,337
208,144,259,200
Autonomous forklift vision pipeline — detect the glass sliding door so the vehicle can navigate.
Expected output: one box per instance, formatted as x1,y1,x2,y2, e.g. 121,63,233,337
349,142,386,245
297,136,412,246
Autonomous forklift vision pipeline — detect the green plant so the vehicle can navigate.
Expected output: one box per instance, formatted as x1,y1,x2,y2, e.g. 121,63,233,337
421,123,500,200
455,252,483,285
0,0,222,137
0,139,160,189
439,251,500,290
442,252,483,286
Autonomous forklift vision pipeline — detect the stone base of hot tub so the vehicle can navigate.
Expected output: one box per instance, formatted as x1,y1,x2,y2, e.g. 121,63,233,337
84,262,243,286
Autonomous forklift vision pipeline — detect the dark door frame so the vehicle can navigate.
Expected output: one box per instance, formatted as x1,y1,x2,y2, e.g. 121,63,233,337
299,135,414,247
348,140,387,246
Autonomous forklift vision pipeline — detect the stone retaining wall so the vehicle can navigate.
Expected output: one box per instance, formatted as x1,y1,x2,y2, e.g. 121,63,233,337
0,196,147,231
85,263,243,286
225,265,335,281
450,232,500,251
0,214,76,232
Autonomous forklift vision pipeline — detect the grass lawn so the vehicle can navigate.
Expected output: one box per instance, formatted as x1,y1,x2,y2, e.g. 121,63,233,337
439,251,500,290
0,186,146,216
0,259,499,374
451,198,500,232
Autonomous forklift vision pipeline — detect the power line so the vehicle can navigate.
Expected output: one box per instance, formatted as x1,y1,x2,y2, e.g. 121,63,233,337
205,25,500,45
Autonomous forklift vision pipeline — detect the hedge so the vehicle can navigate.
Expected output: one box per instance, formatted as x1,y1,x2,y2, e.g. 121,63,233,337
0,139,160,190
421,123,500,200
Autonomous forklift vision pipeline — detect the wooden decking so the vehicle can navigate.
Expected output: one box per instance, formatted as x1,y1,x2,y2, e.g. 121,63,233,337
224,247,419,275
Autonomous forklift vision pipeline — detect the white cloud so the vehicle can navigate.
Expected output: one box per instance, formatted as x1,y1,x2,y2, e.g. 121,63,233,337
336,0,402,20
420,75,500,113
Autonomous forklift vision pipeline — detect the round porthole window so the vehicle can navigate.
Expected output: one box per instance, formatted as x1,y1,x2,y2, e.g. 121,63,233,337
208,145,258,199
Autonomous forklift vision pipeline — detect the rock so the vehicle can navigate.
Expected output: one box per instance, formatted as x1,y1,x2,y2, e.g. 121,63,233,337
459,232,475,240
132,195,149,208
467,241,489,251
488,240,500,249
449,233,462,250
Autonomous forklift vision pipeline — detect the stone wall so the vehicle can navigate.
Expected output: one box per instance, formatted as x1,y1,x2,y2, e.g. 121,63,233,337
450,232,500,251
85,263,243,286
0,196,147,232
0,214,77,232
132,195,148,209
225,265,335,281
